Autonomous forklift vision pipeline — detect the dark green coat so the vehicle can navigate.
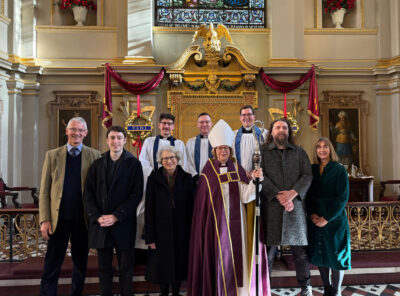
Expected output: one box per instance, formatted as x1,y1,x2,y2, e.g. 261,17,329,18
306,161,351,270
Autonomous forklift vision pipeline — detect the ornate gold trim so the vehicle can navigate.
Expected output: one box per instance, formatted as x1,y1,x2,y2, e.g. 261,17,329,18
267,58,311,67
50,0,54,25
320,67,373,70
1,0,4,15
376,91,400,95
0,14,11,24
36,25,117,32
376,56,400,68
304,28,378,34
122,56,156,65
308,59,376,63
22,92,39,96
21,58,37,66
315,0,319,29
153,26,270,34
361,0,365,28
8,54,22,63
100,0,104,26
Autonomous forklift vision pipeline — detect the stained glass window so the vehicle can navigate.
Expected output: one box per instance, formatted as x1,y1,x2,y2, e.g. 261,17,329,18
155,0,266,28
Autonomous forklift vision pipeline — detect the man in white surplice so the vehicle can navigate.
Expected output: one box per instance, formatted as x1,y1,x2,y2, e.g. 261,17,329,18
135,113,187,249
233,105,268,176
185,112,213,179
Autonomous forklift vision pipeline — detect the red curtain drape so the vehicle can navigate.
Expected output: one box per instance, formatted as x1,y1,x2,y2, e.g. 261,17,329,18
259,65,320,130
102,63,165,128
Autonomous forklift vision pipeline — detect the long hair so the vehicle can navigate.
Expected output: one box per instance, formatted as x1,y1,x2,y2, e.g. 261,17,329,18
312,137,339,164
264,118,295,146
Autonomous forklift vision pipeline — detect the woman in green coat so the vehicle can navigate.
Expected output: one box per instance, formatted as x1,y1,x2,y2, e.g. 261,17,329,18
306,137,351,296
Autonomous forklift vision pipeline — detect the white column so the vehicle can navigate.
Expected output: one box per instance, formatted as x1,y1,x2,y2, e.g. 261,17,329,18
0,69,10,180
6,72,24,186
125,0,154,63
376,91,400,183
21,74,40,191
21,0,37,64
7,0,21,59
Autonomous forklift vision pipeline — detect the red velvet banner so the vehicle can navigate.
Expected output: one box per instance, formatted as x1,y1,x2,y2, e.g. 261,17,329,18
259,65,320,130
102,63,165,128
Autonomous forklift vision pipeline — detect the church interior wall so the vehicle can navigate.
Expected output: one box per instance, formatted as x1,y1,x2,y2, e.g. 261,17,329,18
0,0,399,202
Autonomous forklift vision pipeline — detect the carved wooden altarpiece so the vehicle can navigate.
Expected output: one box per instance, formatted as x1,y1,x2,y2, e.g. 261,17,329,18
166,43,260,142
48,91,101,149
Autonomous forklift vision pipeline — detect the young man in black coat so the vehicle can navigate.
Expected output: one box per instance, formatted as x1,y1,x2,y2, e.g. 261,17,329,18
84,126,144,296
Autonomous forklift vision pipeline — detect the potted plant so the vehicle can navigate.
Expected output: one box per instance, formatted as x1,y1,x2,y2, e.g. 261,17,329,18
59,0,97,26
323,0,356,29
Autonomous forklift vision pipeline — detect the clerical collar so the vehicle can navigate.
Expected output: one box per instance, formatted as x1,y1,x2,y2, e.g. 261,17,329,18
200,134,208,138
220,163,227,167
241,126,253,134
160,135,172,140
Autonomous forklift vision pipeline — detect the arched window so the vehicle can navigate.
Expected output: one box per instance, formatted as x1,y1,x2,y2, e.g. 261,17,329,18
155,0,266,28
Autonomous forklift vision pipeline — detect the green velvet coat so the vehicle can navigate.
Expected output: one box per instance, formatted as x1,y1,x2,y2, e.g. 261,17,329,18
306,161,351,270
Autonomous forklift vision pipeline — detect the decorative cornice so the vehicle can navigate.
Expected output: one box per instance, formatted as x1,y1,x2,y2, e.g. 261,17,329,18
267,58,312,68
304,28,378,35
122,56,156,65
35,25,117,32
376,56,400,68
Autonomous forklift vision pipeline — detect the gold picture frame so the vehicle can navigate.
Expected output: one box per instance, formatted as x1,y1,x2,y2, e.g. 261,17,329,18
320,91,369,174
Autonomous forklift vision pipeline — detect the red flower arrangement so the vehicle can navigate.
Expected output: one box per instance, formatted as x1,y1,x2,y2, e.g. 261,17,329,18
323,0,355,13
59,0,97,11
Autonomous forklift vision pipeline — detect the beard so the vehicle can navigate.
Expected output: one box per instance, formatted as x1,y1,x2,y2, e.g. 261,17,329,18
273,134,288,147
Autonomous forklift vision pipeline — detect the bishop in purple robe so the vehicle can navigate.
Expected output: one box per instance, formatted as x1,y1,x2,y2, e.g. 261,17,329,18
187,120,270,296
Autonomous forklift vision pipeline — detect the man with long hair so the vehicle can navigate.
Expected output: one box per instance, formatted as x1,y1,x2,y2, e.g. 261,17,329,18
260,118,313,296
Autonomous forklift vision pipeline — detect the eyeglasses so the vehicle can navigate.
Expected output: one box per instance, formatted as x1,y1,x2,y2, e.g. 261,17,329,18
216,147,230,151
198,120,211,125
161,156,176,162
240,113,254,117
68,127,87,133
160,121,174,126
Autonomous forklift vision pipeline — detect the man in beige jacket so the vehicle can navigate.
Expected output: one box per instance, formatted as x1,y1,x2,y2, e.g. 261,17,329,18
39,117,101,296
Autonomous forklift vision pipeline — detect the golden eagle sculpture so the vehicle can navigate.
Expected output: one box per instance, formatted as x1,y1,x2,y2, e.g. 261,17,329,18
192,23,233,54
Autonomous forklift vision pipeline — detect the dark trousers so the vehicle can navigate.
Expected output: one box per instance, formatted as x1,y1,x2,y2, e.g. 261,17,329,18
268,245,311,288
40,218,88,296
318,266,344,294
97,248,133,296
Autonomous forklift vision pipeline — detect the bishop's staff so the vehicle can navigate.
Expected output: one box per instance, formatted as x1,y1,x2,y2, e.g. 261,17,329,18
252,120,265,296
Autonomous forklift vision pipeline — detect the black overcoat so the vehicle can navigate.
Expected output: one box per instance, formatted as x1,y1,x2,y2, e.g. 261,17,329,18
145,165,194,284
260,142,313,246
84,150,143,250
